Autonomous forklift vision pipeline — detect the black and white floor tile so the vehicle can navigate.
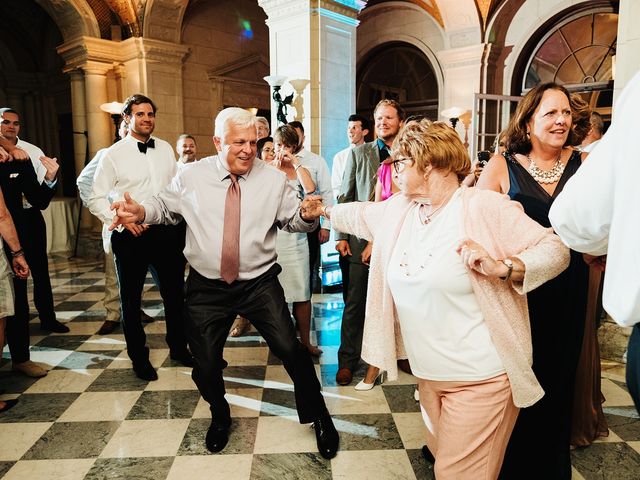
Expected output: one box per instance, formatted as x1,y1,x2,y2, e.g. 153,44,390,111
0,256,638,479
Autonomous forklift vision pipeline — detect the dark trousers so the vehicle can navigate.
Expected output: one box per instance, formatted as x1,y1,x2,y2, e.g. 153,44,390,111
628,324,640,416
184,264,326,427
111,224,188,363
337,237,369,371
6,208,55,363
307,226,320,291
338,253,350,304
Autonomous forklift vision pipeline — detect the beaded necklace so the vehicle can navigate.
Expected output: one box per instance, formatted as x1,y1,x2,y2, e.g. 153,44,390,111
526,151,565,184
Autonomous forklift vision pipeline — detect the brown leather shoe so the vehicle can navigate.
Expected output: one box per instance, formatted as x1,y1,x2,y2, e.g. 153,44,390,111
397,359,413,375
335,367,352,386
97,320,119,335
12,361,47,378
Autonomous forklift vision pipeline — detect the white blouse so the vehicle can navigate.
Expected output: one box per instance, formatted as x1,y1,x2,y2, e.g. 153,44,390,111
387,190,505,381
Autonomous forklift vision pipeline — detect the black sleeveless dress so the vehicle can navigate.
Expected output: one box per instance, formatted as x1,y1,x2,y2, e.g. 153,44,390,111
499,150,589,480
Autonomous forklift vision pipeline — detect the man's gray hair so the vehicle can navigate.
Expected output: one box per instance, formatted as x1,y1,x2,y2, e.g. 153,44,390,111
214,108,257,139
256,116,269,130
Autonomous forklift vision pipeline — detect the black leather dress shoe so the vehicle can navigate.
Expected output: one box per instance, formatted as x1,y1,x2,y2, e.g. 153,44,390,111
206,422,230,453
313,411,339,459
40,320,70,333
133,359,158,381
97,320,119,335
170,350,194,368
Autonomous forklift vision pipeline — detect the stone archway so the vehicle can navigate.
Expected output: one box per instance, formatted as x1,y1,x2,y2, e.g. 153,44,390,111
356,42,440,122
143,0,190,42
35,0,100,40
0,0,87,196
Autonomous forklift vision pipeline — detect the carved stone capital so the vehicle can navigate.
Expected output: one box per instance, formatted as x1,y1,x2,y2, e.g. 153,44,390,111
437,44,486,69
259,0,366,23
57,36,190,75
57,37,122,73
119,37,190,65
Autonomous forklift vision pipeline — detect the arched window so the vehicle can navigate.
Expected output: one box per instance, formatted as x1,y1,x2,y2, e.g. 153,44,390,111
524,11,617,90
357,43,438,122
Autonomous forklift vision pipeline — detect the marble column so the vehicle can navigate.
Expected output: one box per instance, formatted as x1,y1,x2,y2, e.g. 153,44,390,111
5,90,24,117
258,0,363,164
82,61,113,160
118,37,190,143
69,70,88,183
437,44,486,145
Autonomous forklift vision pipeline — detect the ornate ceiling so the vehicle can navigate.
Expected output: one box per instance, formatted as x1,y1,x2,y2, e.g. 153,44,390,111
74,0,506,40
362,0,504,31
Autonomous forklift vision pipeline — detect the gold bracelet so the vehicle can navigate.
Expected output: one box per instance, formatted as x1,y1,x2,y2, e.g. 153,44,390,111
294,163,301,172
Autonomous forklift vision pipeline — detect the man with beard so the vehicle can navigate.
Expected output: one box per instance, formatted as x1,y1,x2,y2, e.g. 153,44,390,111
334,99,405,386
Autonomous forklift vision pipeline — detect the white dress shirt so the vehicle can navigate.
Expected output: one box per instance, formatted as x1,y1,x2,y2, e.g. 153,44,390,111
331,145,355,201
15,138,57,207
88,134,177,227
77,148,107,207
143,155,317,281
296,148,333,230
580,139,600,153
77,147,114,252
550,70,640,327
16,138,46,184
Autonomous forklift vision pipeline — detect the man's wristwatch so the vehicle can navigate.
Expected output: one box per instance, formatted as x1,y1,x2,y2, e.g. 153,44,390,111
500,258,514,281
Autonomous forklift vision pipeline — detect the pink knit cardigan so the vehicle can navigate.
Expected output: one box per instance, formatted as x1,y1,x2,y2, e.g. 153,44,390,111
331,186,570,408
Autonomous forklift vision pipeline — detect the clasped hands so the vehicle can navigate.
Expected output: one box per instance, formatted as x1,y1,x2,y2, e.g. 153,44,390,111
109,192,148,236
299,195,325,221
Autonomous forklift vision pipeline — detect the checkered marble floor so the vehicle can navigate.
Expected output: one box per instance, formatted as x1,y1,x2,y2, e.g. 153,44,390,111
0,256,638,480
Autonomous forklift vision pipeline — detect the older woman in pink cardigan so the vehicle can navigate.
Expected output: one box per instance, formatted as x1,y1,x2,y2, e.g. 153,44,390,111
309,120,569,480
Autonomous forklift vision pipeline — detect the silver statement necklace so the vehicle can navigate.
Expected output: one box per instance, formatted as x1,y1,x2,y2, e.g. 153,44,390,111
527,151,565,184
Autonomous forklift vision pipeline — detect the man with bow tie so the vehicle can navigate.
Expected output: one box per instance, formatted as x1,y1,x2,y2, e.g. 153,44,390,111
88,94,192,381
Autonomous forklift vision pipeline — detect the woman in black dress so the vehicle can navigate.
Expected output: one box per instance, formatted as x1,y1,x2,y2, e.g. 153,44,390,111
477,83,590,480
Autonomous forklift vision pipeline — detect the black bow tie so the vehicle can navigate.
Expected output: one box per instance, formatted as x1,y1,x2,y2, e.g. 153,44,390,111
137,138,155,154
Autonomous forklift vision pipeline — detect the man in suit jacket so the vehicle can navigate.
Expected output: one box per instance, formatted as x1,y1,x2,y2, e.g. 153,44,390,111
334,99,404,385
0,107,60,378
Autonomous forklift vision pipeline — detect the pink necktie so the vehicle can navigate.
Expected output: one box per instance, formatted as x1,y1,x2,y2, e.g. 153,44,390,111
220,173,241,283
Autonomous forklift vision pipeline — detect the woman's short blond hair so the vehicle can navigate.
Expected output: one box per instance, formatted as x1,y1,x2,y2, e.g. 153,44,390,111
391,119,471,182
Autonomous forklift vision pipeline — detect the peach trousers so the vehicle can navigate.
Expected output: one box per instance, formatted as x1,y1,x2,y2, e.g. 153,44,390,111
418,373,519,480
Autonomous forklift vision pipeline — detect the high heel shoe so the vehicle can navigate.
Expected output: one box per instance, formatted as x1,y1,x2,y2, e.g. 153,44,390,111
354,371,385,391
